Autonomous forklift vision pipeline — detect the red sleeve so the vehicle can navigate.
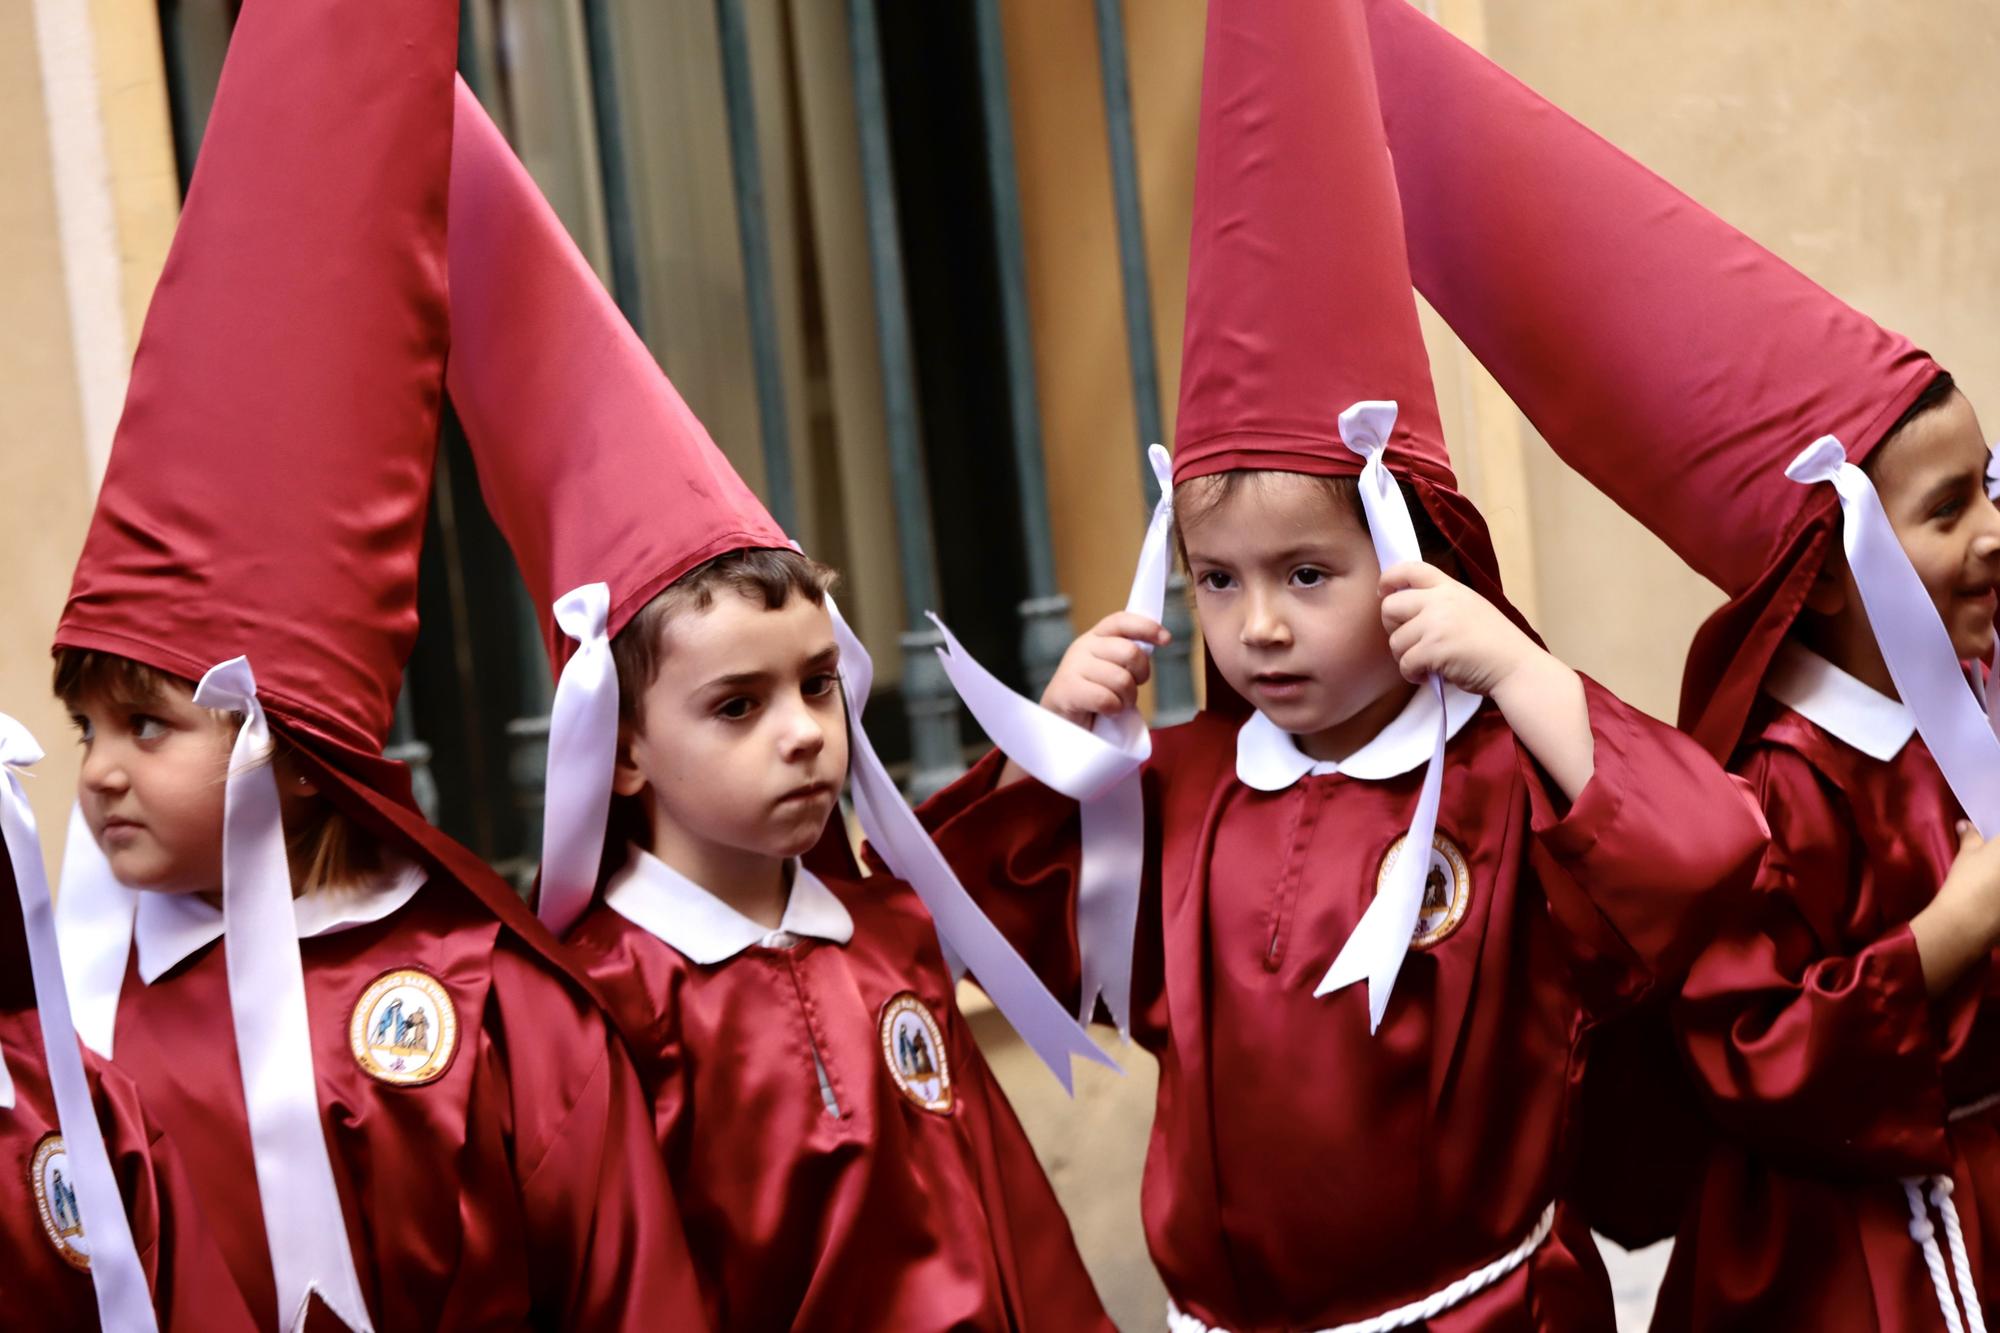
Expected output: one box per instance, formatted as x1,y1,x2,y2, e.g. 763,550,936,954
491,947,712,1331
1671,745,1952,1176
1522,676,1766,1001
912,748,1091,1017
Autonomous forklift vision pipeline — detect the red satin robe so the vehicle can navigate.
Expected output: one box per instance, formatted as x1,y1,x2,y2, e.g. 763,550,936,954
1655,697,2000,1331
2,1010,254,1329
918,680,1764,1332
105,883,706,1331
566,868,1115,1332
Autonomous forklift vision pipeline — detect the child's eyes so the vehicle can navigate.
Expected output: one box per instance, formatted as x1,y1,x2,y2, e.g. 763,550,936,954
1934,497,1967,523
1290,566,1328,588
69,714,93,744
130,714,168,742
716,697,757,721
1195,570,1235,592
803,673,839,699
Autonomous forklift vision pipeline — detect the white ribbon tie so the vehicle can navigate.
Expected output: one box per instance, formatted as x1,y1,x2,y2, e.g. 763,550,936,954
1314,401,1453,1033
3,714,159,1332
928,443,1174,1035
191,659,373,1332
539,582,617,938
827,597,1115,1089
1786,438,2000,836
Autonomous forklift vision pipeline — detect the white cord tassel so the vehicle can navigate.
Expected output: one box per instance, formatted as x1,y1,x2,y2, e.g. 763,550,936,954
1906,1176,1973,1333
1934,1177,1989,1333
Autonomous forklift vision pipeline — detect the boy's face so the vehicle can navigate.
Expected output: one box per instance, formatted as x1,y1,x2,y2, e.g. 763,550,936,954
1181,472,1411,747
70,681,233,894
615,592,849,874
1867,389,2000,661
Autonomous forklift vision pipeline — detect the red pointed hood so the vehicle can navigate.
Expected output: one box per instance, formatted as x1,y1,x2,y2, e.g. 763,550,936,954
445,82,788,671
1175,0,1455,495
1364,0,1940,756
53,0,586,972
1175,0,1524,718
56,0,461,757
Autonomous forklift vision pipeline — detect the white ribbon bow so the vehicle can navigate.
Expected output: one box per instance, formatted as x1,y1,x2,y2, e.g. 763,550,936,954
827,597,1116,1089
539,583,617,938
2,715,159,1332
1313,401,1453,1033
928,444,1174,1036
1788,438,2000,836
190,659,373,1333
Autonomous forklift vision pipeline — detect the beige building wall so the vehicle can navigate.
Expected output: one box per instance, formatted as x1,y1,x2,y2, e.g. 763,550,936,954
3,0,178,867
1458,1,2000,719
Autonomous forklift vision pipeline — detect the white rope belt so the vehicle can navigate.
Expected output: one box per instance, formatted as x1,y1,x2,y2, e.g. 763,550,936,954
1165,1202,1557,1333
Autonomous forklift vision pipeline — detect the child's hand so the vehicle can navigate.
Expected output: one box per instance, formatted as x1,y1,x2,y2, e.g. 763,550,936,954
1040,613,1171,730
1378,562,1536,697
1915,821,2000,994
1381,561,1595,800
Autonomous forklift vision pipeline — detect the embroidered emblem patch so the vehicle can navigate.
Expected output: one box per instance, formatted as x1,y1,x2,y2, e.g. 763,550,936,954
879,992,952,1113
350,968,458,1086
31,1134,90,1270
1380,832,1472,951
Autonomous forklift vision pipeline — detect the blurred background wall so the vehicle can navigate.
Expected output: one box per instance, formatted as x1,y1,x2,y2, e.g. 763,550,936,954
7,1,1996,1326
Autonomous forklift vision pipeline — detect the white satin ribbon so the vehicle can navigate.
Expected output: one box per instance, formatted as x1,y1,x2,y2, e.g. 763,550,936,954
826,597,1116,1090
55,801,135,1057
1314,401,1452,1033
1787,438,2000,836
539,582,616,938
928,444,1174,1036
191,659,373,1333
2,715,160,1332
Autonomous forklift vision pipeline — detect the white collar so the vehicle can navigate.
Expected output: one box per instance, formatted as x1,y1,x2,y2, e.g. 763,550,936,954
1235,681,1485,791
604,846,854,965
1764,641,1917,763
134,856,428,985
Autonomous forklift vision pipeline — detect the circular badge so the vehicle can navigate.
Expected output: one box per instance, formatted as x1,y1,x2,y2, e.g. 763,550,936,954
879,992,952,1113
1380,832,1472,951
30,1134,90,1271
350,968,459,1086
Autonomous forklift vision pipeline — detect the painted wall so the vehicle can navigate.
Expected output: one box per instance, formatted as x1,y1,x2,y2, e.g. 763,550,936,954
3,0,177,865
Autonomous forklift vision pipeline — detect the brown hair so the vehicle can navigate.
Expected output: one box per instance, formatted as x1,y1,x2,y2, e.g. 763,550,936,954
1172,468,1453,571
610,546,839,724
1865,370,1960,476
52,647,381,892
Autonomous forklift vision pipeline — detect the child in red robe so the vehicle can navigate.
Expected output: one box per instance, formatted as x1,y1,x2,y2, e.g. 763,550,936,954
1364,2,2000,1327
906,1,1767,1328
47,1,702,1328
440,85,1112,1332
2,712,252,1331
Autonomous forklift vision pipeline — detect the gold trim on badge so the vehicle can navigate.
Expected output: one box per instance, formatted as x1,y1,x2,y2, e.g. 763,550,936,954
30,1133,90,1271
879,992,952,1113
1379,832,1472,951
350,968,459,1086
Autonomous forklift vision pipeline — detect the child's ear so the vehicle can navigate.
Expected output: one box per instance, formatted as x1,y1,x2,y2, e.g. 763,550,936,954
611,726,648,798
1804,548,1849,616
